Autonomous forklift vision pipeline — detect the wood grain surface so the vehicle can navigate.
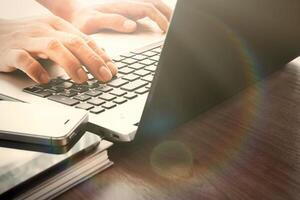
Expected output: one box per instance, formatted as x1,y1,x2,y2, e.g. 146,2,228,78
57,63,300,200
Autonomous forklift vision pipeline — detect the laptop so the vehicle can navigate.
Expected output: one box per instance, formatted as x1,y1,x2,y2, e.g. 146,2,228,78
0,0,298,142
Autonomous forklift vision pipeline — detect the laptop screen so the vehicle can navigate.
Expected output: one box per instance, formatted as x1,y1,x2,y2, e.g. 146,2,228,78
138,0,300,137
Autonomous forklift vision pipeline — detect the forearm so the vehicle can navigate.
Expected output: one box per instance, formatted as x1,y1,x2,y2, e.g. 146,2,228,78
36,0,82,21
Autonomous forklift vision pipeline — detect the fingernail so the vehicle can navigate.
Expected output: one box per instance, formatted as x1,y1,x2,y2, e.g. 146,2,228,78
106,62,118,75
76,68,87,83
123,20,137,31
98,66,112,82
39,73,49,83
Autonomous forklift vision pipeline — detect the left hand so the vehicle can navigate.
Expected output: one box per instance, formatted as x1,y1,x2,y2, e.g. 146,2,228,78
0,16,117,83
68,0,173,34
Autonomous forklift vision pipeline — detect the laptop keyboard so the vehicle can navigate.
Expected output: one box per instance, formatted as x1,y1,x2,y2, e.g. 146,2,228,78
23,43,162,114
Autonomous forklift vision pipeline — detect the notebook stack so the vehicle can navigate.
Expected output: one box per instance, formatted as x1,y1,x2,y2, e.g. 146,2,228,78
0,132,113,200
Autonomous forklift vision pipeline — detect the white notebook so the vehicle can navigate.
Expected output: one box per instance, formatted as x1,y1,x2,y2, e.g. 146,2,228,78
0,132,113,199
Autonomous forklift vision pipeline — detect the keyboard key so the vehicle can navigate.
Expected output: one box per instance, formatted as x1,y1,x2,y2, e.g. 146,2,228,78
23,86,52,98
118,67,135,75
149,55,160,61
135,87,149,94
113,97,127,104
141,75,154,82
128,63,145,70
96,85,113,92
56,82,73,89
58,74,70,81
72,84,89,93
102,102,116,109
151,47,162,54
30,90,52,98
107,78,128,88
110,89,127,97
115,62,127,69
90,107,105,114
122,74,140,81
121,80,148,92
50,86,65,93
131,54,147,61
86,80,99,89
145,84,152,89
58,89,78,97
144,65,157,72
120,52,135,58
142,51,157,57
113,56,124,62
124,93,138,99
122,58,137,65
74,94,91,101
88,98,105,106
75,103,94,110
134,69,151,77
48,95,79,106
44,89,56,94
24,86,41,93
139,59,156,66
48,78,64,85
85,90,102,97
112,74,124,80
99,93,116,101
36,83,52,89
87,73,94,80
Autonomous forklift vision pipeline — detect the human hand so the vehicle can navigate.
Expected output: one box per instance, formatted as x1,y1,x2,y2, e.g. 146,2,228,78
67,0,173,34
0,16,117,84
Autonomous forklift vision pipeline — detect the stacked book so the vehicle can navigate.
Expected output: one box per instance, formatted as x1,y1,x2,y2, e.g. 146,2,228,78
0,132,113,200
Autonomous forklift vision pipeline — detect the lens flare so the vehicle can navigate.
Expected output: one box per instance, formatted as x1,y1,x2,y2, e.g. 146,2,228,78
150,140,194,179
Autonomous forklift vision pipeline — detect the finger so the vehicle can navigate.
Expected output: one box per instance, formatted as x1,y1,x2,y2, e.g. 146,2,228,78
85,37,118,76
41,15,85,36
141,3,169,32
40,15,89,42
0,51,17,72
52,31,113,81
151,0,173,20
89,13,137,33
41,15,117,77
20,37,88,83
95,2,169,32
8,50,49,83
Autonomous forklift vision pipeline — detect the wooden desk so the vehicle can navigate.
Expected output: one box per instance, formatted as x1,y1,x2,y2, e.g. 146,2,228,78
56,62,300,199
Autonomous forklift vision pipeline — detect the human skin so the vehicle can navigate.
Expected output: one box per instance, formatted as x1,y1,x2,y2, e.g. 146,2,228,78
0,0,172,83
0,16,116,83
37,0,172,34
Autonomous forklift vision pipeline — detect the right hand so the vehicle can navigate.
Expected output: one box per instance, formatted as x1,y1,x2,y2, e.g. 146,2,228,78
0,16,117,84
67,0,173,34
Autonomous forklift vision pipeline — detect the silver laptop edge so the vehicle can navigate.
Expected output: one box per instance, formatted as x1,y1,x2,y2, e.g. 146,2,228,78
0,40,164,142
